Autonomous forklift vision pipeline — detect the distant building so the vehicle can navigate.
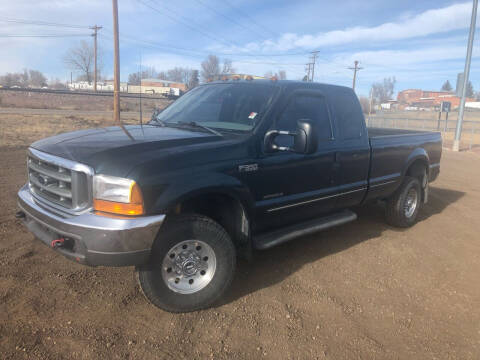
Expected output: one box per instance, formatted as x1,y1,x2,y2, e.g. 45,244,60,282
397,89,475,109
68,80,128,92
127,78,186,97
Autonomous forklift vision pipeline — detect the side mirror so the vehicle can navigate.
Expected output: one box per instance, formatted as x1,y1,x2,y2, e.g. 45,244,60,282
264,119,317,154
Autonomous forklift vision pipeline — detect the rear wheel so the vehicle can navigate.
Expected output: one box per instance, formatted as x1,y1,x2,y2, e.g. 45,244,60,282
385,176,422,228
137,214,236,313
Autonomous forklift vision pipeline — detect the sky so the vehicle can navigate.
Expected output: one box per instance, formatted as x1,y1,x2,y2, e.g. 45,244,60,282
0,0,479,96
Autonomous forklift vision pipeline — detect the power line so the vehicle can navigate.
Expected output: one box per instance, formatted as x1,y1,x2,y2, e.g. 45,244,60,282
191,0,270,41
0,17,88,29
138,0,241,48
222,0,280,38
100,29,306,59
0,34,90,38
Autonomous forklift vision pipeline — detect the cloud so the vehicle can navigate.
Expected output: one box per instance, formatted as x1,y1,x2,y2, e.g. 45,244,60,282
219,2,475,53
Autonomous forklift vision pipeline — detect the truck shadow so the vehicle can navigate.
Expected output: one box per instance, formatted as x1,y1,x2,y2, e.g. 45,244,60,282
221,186,464,306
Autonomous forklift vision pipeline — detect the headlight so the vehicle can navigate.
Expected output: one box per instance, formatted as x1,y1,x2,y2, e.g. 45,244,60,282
93,174,144,216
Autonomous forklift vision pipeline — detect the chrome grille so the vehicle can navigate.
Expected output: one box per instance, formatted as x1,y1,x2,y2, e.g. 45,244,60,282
27,148,93,213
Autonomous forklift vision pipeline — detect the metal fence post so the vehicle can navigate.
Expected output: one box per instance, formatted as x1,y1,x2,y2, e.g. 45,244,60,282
471,121,475,151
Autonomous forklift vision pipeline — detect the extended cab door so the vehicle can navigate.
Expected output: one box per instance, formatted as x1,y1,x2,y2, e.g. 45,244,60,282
252,90,340,232
328,89,370,208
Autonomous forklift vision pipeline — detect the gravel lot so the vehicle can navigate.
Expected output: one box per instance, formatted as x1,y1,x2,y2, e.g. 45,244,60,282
1,143,480,359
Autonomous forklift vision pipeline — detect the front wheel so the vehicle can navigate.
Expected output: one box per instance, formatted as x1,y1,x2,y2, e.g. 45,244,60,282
385,176,422,228
137,215,236,313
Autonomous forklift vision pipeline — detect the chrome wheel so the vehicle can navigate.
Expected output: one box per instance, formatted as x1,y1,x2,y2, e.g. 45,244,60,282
161,240,216,294
404,188,418,218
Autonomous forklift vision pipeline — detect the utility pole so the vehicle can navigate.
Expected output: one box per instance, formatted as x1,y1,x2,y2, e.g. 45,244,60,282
305,63,312,81
349,60,363,91
453,0,478,152
310,50,320,82
90,25,102,92
112,0,121,124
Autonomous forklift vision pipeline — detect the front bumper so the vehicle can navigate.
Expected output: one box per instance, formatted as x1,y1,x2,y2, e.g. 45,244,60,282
17,184,165,267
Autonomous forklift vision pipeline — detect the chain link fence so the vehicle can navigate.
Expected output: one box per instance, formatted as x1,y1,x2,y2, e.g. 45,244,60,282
367,111,480,151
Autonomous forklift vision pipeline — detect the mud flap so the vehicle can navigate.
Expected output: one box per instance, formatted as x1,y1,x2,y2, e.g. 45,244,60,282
422,171,429,204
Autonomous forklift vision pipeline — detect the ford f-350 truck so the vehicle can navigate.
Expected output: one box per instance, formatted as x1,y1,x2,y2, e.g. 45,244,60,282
17,80,441,312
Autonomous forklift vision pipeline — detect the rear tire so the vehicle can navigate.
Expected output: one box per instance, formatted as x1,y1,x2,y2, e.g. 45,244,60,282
137,214,236,313
385,176,422,228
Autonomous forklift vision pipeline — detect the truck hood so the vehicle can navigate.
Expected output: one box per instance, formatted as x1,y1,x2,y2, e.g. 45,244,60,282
31,124,224,175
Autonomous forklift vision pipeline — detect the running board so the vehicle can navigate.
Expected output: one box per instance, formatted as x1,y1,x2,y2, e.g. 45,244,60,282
253,210,357,250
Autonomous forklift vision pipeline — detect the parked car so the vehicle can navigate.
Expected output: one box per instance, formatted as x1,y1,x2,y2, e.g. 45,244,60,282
17,80,442,312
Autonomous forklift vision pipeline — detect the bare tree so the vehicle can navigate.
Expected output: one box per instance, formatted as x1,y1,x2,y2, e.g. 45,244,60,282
49,78,67,89
29,70,47,87
20,69,29,87
0,72,21,87
222,59,235,75
201,55,221,82
358,96,373,114
278,70,287,80
188,70,199,89
128,66,159,85
63,41,100,84
264,71,273,79
0,69,47,88
371,77,396,103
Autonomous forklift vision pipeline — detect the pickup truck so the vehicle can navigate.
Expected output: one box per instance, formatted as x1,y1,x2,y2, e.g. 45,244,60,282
17,80,442,312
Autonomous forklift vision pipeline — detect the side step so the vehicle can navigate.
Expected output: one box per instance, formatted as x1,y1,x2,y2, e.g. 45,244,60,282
253,209,357,250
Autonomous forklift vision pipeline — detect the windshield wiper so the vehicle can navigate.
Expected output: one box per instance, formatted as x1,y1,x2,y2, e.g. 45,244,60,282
177,121,222,136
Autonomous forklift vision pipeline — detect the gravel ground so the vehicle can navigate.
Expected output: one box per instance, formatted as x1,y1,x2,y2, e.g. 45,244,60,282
1,146,480,359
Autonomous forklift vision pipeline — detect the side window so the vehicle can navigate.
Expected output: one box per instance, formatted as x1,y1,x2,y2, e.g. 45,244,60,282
335,92,364,140
277,95,332,140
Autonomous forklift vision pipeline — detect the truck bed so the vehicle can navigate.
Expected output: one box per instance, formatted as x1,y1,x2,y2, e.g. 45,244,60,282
364,127,442,203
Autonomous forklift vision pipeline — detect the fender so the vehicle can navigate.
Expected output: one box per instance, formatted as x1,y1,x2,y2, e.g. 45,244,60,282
150,172,255,218
402,148,430,178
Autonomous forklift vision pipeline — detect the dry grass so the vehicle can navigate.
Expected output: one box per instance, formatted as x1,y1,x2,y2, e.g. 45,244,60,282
0,112,153,147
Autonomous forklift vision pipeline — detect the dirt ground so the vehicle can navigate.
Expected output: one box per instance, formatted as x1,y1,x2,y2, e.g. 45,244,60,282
1,121,480,359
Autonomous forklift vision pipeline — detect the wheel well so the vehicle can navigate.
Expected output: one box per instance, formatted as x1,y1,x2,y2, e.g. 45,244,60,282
170,193,251,257
406,159,428,181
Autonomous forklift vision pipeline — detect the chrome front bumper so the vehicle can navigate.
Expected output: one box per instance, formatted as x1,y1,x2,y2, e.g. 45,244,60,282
17,184,165,267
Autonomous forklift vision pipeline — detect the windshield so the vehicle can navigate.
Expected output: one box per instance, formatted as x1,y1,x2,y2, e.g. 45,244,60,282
153,83,277,131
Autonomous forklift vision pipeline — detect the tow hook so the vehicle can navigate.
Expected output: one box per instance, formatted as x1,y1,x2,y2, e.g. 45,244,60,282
51,238,65,248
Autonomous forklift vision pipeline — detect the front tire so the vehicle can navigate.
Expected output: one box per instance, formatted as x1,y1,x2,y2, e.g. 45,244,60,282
385,176,422,228
137,215,236,313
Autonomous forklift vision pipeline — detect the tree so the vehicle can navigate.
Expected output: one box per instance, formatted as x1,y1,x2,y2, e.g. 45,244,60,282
358,96,373,114
201,55,220,82
0,69,47,88
0,72,21,87
49,78,67,89
20,69,29,87
466,81,474,98
188,70,199,89
371,77,396,103
278,70,287,80
29,70,47,87
441,80,453,92
63,40,100,84
128,66,159,85
222,59,235,75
